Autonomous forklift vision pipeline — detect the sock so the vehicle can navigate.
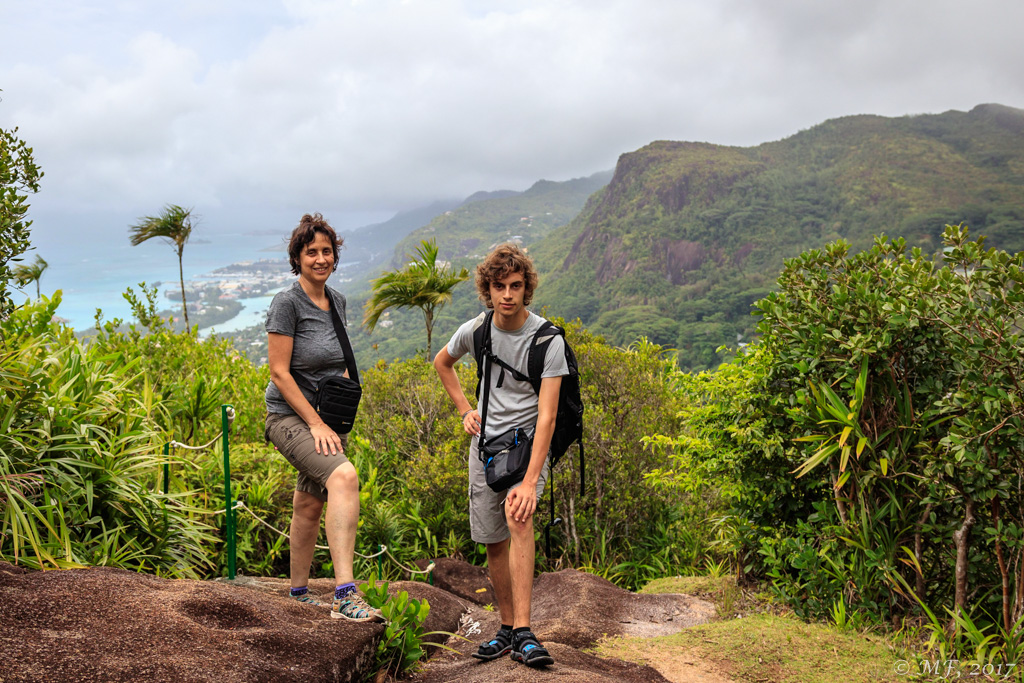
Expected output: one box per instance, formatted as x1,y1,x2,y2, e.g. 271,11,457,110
290,586,308,597
499,624,513,635
335,582,356,600
512,626,531,639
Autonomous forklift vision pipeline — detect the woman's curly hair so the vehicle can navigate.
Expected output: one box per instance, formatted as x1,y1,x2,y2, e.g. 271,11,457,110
287,213,343,275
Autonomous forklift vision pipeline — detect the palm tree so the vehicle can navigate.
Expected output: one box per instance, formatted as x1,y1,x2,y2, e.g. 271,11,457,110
128,205,194,329
13,255,48,298
364,239,470,359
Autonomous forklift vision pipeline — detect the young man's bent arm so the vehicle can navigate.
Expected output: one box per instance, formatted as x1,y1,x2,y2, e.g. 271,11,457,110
433,346,481,436
507,375,561,523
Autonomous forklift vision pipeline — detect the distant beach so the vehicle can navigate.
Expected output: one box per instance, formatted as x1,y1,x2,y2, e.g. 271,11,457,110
32,231,285,331
197,292,279,338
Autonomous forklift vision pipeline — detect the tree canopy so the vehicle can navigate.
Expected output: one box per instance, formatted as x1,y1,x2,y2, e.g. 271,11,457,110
13,255,48,299
0,118,43,323
363,239,470,359
128,204,195,329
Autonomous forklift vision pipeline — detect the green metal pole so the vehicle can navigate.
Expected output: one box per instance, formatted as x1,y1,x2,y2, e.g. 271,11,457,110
222,404,235,580
163,443,170,495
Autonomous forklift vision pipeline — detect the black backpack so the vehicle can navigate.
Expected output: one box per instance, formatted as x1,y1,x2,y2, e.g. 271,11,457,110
472,311,585,494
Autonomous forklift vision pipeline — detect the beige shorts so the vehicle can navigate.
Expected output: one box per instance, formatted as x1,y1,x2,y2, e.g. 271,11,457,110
265,412,349,503
468,436,548,544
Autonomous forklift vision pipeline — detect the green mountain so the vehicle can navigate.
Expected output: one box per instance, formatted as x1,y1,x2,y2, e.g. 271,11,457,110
532,103,1024,369
389,171,614,266
347,171,612,363
339,200,462,280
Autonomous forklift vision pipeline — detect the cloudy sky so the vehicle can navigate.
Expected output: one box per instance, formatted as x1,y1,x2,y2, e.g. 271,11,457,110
3,0,1023,244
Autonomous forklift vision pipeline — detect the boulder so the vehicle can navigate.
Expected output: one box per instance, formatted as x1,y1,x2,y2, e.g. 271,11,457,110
0,558,716,683
530,568,717,647
0,562,379,683
407,562,717,682
414,557,494,606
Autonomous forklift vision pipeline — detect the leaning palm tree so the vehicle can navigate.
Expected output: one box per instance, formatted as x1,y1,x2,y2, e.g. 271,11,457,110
13,254,48,298
364,239,470,359
128,205,194,329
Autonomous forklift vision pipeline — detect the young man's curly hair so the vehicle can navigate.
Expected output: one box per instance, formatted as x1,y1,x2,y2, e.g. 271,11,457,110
287,213,344,275
475,242,538,308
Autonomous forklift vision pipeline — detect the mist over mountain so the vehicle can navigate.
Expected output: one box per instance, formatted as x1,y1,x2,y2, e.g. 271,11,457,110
462,190,523,205
340,200,463,280
346,170,613,362
389,171,614,267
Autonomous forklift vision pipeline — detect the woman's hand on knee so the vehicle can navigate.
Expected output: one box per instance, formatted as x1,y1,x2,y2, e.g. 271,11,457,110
309,422,342,455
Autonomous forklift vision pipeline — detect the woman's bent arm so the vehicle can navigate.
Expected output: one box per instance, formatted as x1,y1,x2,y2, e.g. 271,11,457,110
268,332,343,455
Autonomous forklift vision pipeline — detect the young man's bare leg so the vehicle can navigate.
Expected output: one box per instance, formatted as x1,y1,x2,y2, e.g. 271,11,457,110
486,539,515,621
471,538,517,660
506,507,535,628
506,497,555,667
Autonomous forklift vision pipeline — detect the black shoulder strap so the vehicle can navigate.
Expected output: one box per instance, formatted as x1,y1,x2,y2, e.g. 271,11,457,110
474,310,532,386
473,311,491,382
477,312,494,445
327,292,360,384
527,320,561,394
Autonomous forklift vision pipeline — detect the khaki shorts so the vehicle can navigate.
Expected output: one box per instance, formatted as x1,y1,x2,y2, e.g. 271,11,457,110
265,412,349,503
468,436,548,544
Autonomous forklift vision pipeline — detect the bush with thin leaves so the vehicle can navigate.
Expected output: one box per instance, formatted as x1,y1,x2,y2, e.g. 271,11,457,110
1,294,215,575
652,225,1024,664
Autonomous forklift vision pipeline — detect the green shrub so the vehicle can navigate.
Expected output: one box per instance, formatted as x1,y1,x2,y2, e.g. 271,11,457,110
357,356,474,546
565,327,695,585
90,284,270,445
1,294,215,576
653,225,1024,663
363,577,456,678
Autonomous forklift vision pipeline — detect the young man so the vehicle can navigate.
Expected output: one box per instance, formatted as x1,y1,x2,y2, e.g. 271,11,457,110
433,243,566,668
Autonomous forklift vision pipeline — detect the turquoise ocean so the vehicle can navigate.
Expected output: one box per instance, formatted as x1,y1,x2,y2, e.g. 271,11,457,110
22,230,288,333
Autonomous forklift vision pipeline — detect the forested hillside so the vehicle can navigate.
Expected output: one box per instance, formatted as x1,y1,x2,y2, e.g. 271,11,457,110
532,103,1024,369
339,200,463,281
348,171,612,362
390,171,612,265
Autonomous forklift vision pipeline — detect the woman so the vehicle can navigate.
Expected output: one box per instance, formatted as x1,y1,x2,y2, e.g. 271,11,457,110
264,212,381,622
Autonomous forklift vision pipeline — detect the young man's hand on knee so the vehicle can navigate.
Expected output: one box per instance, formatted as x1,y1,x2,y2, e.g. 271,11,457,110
506,485,538,524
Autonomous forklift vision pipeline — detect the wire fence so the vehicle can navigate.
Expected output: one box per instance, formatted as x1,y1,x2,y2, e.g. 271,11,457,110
164,404,435,583
234,499,435,581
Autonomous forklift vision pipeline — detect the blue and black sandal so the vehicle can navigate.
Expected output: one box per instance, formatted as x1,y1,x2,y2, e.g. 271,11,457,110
510,630,554,667
472,626,513,661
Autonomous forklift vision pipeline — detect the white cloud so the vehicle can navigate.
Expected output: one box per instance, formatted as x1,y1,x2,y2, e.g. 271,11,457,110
2,0,1023,224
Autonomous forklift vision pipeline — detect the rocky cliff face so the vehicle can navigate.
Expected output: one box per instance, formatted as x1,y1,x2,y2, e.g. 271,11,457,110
565,141,762,281
534,104,1024,368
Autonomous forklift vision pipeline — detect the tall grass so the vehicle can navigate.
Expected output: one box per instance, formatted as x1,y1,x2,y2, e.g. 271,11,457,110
1,295,214,575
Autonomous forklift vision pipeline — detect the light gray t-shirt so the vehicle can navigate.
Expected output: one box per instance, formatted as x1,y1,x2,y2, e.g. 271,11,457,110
447,310,569,440
264,281,350,416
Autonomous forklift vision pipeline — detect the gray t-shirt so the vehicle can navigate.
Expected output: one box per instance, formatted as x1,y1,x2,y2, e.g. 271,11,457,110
447,310,569,440
264,281,350,416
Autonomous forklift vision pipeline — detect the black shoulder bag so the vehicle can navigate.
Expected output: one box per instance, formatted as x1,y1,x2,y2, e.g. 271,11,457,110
478,316,533,492
307,294,362,434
